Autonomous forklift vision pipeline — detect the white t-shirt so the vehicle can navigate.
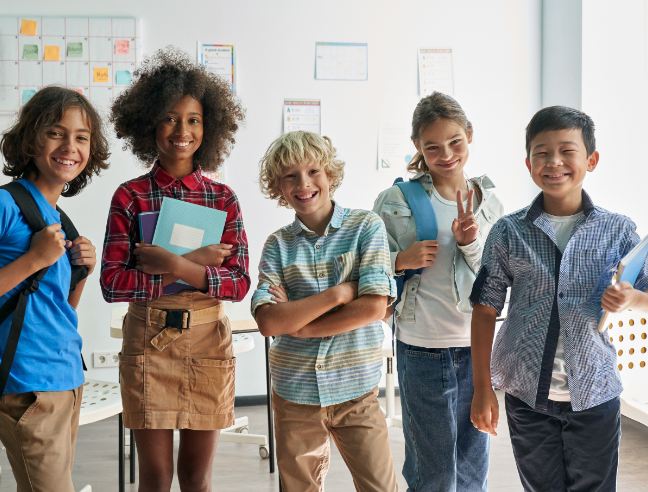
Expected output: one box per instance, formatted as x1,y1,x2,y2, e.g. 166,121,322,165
396,183,473,348
546,211,583,402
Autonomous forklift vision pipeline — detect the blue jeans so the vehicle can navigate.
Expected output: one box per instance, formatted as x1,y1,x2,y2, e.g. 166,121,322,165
505,393,621,492
397,341,489,492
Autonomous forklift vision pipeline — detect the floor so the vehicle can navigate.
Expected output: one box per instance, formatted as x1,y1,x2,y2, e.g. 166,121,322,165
0,391,647,491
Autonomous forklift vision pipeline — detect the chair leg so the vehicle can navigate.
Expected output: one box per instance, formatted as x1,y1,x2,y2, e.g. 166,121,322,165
118,413,124,492
130,428,136,483
264,336,275,474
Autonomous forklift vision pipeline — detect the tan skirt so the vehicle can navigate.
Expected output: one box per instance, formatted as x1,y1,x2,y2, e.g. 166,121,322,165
119,291,235,430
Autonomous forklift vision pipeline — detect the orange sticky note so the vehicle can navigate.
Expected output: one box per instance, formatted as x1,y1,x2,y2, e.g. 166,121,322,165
93,67,109,83
20,19,37,36
114,40,130,55
44,45,60,61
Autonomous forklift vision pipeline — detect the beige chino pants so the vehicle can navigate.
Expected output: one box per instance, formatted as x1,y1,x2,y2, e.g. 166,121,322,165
0,386,83,492
273,386,398,492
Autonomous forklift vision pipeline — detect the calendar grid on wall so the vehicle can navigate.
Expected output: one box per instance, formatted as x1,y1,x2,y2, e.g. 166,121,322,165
0,16,143,114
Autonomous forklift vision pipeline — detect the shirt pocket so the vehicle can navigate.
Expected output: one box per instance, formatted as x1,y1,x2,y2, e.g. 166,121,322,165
572,249,616,294
333,251,358,284
381,202,412,238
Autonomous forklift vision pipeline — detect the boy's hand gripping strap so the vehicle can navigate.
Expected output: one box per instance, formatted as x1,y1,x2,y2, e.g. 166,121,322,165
0,182,88,395
390,177,439,354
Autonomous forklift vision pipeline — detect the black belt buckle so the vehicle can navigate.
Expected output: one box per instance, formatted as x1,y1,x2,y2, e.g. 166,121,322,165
164,310,191,330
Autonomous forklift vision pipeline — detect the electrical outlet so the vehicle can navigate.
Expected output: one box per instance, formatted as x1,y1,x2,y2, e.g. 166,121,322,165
93,351,119,368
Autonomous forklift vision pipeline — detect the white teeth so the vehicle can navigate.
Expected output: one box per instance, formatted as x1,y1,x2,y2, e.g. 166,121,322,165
173,142,190,148
297,192,316,200
53,157,75,165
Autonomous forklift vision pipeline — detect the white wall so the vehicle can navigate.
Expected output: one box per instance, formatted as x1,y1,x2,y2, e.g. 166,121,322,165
1,0,542,396
542,0,582,108
582,0,648,237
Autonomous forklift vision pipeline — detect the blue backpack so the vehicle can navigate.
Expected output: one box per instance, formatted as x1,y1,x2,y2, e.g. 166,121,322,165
389,178,438,352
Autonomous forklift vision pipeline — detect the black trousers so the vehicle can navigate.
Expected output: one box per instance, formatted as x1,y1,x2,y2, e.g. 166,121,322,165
505,393,621,492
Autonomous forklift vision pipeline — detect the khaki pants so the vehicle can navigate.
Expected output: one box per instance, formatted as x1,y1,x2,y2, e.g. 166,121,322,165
273,386,398,492
0,386,83,492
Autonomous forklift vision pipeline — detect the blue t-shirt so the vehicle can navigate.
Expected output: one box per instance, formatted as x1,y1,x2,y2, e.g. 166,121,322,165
0,179,84,393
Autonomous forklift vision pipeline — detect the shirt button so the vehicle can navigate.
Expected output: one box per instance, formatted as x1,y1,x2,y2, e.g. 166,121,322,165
319,273,325,278
559,292,564,299
316,244,321,249
393,211,398,215
317,365,322,369
411,287,415,291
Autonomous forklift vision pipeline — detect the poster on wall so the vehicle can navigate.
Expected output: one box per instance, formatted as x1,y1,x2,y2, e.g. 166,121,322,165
198,42,235,93
378,120,417,171
283,99,321,134
0,16,142,114
418,47,454,97
315,42,368,81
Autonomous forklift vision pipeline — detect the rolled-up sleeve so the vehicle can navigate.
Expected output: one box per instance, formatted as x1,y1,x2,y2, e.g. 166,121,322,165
357,214,397,303
469,219,511,315
251,236,286,318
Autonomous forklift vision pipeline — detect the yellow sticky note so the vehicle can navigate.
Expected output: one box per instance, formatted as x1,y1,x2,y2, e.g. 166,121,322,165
20,19,37,36
93,67,109,83
44,45,60,61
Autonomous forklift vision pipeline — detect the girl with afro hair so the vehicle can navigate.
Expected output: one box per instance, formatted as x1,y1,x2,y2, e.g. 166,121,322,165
100,46,249,491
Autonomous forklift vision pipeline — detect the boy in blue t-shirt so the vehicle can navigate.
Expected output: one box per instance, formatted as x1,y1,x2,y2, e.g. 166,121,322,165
0,87,108,491
470,106,648,491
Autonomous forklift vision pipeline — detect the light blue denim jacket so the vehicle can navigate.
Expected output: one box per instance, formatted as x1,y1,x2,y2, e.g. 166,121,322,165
373,172,504,320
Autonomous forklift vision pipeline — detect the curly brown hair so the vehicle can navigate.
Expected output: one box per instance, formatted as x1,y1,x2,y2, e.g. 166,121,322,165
1,86,110,197
110,46,245,172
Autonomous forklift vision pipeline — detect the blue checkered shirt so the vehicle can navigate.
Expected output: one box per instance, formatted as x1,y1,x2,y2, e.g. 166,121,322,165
471,191,648,411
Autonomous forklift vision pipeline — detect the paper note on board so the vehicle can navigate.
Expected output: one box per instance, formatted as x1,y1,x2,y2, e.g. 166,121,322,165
418,48,454,97
283,99,321,134
378,120,417,171
20,19,37,36
198,43,235,92
115,70,131,85
93,67,109,83
115,40,130,55
22,45,38,60
22,90,36,105
67,42,83,58
315,42,368,81
44,45,60,61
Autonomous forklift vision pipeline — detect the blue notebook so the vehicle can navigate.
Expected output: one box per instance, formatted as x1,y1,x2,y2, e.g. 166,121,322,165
598,233,648,331
152,197,227,254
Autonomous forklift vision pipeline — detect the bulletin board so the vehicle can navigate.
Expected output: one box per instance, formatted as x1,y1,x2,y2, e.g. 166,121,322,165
0,16,142,113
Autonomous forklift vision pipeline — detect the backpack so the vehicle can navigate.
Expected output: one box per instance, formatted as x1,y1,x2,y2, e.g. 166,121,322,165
389,177,438,352
0,181,88,395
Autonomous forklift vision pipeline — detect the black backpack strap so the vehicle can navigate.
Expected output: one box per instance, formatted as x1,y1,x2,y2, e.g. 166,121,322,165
57,207,89,289
0,182,51,395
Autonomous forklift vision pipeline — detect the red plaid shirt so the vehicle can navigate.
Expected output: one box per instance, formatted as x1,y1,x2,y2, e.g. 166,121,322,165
100,162,250,303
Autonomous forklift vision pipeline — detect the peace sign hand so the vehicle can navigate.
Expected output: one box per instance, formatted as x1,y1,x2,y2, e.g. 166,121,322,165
452,189,479,246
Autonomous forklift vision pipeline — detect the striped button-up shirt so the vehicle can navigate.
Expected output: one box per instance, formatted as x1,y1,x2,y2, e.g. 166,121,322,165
100,162,250,303
251,203,396,406
471,191,648,411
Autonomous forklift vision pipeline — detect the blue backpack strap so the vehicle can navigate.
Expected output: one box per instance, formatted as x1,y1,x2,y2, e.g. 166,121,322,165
389,178,439,354
394,180,438,241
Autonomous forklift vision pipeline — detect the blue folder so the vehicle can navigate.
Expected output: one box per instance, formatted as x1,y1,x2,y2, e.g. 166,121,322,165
152,197,227,255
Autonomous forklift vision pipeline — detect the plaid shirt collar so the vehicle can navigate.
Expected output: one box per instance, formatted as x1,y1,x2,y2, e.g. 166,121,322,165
151,161,203,191
290,201,345,237
525,190,597,245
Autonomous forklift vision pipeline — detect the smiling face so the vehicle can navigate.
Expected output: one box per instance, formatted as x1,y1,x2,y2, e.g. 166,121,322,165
31,107,90,193
279,160,334,234
156,94,203,176
526,128,599,208
413,118,472,181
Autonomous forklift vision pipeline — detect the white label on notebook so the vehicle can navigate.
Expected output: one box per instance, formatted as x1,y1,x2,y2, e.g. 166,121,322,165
170,223,205,250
